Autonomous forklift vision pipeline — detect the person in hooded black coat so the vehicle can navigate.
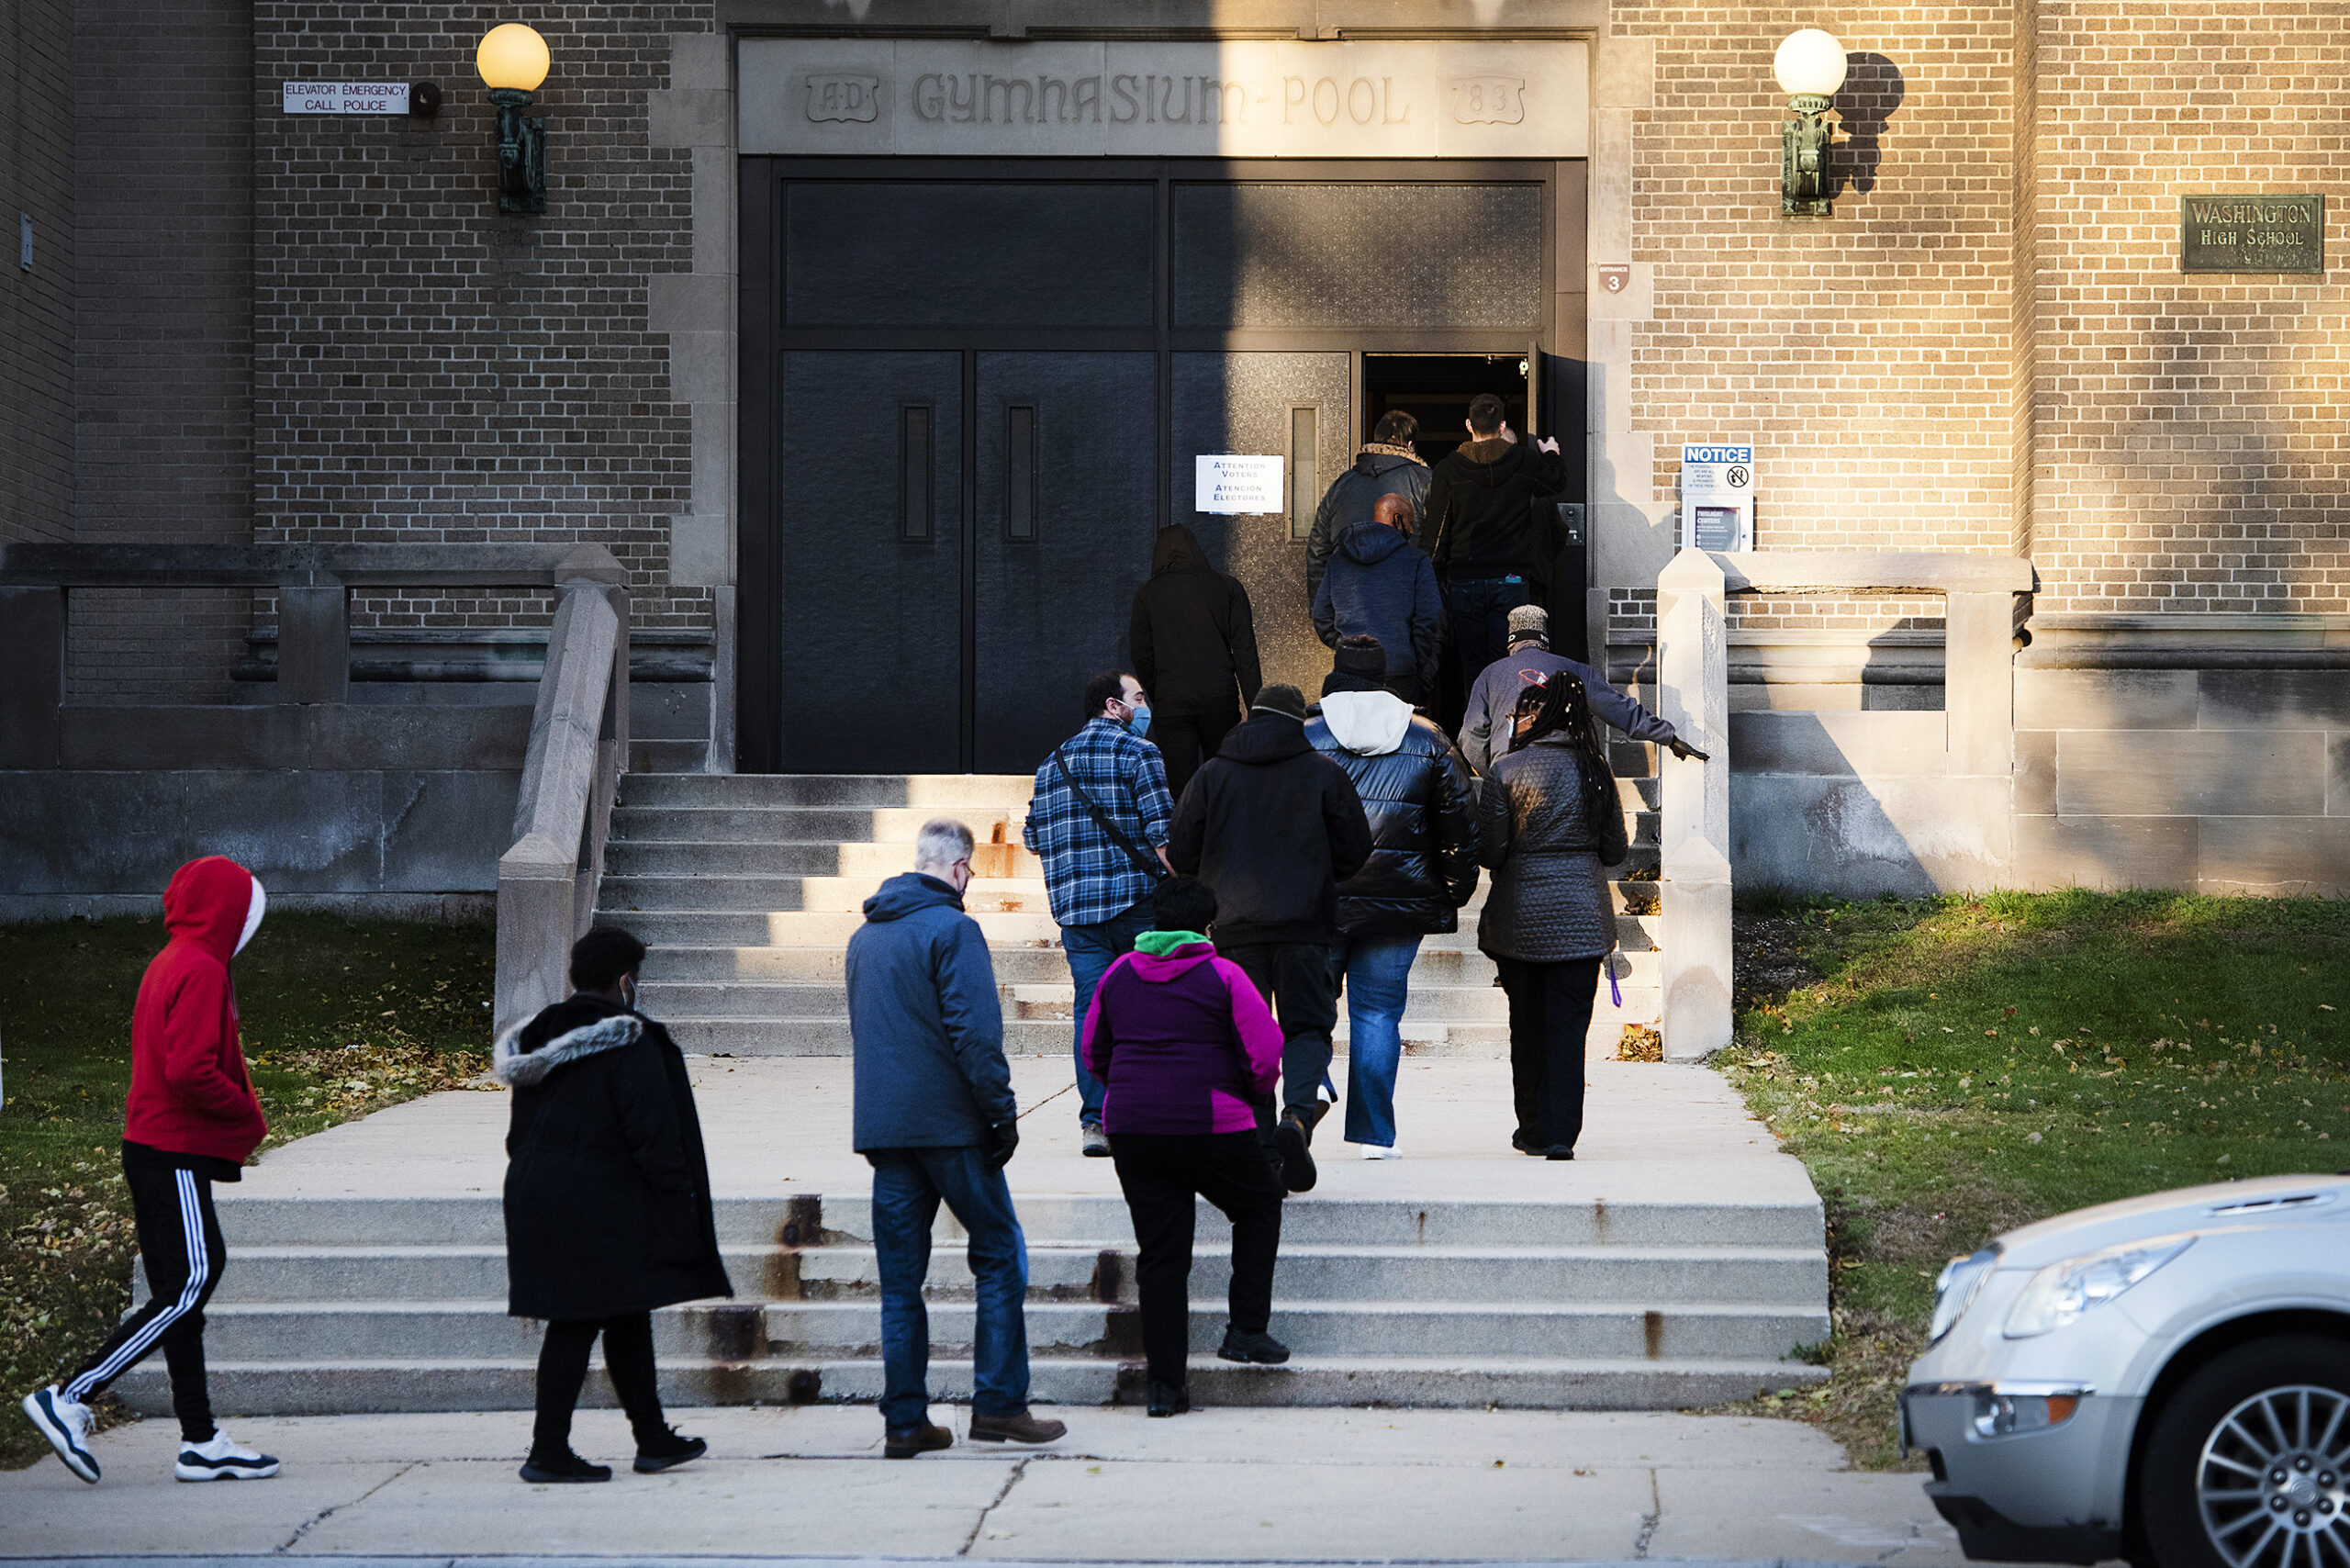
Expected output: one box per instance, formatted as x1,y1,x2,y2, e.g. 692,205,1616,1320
492,926,731,1484
1129,523,1261,802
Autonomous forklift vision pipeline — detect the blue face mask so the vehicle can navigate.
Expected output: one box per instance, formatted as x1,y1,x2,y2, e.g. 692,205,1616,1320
1126,703,1153,739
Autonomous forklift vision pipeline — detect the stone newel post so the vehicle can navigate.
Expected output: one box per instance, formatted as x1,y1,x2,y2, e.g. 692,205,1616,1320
1655,548,1733,1062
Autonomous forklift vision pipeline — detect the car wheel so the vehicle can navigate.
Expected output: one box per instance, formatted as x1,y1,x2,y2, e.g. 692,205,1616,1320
2137,1335,2350,1568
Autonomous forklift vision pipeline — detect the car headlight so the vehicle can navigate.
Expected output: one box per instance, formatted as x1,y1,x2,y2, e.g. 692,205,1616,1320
2002,1234,2195,1338
1930,1247,1999,1344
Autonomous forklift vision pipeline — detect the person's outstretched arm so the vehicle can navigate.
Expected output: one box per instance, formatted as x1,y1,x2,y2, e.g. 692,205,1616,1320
1572,660,1680,746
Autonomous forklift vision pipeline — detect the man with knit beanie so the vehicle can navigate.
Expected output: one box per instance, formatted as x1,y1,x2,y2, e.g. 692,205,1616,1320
22,856,281,1485
1458,604,1709,776
1168,684,1372,1193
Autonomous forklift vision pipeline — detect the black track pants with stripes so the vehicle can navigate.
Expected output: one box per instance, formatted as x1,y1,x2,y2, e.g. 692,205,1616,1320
64,1162,223,1443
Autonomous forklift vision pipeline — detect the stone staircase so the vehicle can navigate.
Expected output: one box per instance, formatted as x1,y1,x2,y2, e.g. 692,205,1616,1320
603,752,1667,1060
118,1170,1829,1415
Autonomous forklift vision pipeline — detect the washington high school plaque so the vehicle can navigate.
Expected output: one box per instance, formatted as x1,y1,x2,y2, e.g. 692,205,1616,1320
2179,194,2324,274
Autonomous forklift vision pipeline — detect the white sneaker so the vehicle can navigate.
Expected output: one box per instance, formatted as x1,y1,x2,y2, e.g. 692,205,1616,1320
175,1430,280,1482
22,1384,100,1483
1359,1144,1397,1160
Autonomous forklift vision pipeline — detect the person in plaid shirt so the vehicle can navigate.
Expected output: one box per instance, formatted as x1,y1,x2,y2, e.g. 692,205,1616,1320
1024,671,1175,1157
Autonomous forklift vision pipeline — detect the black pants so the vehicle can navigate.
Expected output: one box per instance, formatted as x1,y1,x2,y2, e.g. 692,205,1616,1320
1153,704,1238,805
1223,941,1340,1117
532,1312,666,1457
1497,955,1602,1152
1108,1131,1284,1390
66,1160,223,1443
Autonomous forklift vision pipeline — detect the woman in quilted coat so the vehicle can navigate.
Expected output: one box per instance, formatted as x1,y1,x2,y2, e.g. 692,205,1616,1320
1476,675,1628,1159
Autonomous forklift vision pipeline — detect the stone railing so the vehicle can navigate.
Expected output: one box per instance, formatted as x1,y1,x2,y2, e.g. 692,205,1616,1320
1652,549,2036,1061
0,543,630,1036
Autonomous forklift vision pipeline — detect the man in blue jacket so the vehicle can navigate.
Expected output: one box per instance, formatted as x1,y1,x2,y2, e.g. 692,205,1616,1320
1311,493,1445,709
847,818,1067,1459
1458,604,1709,775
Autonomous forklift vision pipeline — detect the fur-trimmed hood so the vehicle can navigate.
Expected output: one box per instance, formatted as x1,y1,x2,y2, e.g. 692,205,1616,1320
493,1009,643,1089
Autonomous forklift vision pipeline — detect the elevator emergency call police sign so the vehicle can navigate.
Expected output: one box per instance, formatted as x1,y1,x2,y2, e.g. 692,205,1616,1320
1679,444,1754,553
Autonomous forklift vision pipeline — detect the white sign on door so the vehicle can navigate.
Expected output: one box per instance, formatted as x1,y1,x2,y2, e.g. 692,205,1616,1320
284,83,411,115
1194,454,1285,515
1680,443,1755,552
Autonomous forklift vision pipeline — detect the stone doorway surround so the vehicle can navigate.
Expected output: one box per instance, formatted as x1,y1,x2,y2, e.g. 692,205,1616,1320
643,2,1642,774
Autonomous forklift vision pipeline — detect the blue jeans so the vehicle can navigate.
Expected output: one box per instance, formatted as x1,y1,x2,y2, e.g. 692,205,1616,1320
867,1147,1032,1430
1328,935,1423,1148
1062,902,1153,1126
1444,575,1533,705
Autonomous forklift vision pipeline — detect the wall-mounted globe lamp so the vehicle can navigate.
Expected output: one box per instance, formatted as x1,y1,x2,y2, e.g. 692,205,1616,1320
476,23,550,214
1774,28,1847,218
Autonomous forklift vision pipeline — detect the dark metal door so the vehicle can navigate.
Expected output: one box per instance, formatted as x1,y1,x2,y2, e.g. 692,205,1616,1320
773,351,964,773
973,353,1158,773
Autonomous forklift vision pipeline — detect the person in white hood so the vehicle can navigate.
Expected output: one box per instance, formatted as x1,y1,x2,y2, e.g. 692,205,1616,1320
1304,637,1479,1157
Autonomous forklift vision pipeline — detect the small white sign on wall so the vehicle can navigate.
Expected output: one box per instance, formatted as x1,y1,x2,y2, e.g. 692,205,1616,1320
1194,454,1285,515
284,83,411,115
1679,443,1755,552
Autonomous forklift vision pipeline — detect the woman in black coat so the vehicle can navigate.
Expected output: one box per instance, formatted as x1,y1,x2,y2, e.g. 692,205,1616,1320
491,926,732,1484
1476,676,1628,1160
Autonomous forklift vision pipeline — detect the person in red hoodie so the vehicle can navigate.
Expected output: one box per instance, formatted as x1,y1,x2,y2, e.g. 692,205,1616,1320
20,856,280,1485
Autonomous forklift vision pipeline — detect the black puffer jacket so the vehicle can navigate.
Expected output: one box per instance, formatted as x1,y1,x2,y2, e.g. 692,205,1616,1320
1305,691,1478,936
1306,445,1432,602
493,994,733,1321
1476,734,1628,964
1130,524,1261,718
1168,712,1373,947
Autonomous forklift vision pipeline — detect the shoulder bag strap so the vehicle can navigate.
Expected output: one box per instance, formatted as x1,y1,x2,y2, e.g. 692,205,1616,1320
1051,744,1167,880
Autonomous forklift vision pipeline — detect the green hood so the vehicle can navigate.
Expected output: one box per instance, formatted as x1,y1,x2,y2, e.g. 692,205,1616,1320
1133,929,1210,957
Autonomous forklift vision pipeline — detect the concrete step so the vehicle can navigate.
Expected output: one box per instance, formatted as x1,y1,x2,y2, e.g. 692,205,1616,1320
196,1242,1829,1308
618,774,1038,809
185,1298,1829,1364
113,1353,1827,1417
663,1016,1070,1055
600,909,1068,946
199,1193,1828,1250
610,805,1026,846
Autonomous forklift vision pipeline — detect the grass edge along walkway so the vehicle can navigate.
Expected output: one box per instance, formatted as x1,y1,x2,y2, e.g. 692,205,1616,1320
1702,888,2348,1471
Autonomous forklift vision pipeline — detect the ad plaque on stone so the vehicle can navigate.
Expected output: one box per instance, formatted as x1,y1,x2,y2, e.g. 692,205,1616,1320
2180,194,2323,274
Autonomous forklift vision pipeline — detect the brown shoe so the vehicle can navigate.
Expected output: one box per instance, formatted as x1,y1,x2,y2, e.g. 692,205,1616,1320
968,1410,1067,1445
884,1421,953,1459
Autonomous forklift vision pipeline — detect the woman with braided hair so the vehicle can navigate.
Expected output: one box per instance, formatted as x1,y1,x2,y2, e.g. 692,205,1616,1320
1474,674,1628,1159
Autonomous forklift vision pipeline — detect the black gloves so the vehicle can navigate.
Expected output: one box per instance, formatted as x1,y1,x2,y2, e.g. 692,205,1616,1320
1665,736,1711,763
985,1119,1021,1170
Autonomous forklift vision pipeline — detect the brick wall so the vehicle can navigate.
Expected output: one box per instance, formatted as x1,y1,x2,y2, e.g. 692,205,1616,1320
250,4,711,645
2,0,75,548
1617,4,2025,563
2030,1,2350,613
67,0,255,702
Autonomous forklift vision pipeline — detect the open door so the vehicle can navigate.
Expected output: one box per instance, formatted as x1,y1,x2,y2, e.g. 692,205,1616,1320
1531,346,1589,662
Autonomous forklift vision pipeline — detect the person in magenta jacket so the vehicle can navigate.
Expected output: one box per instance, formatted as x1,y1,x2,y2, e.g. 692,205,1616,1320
1081,875,1288,1417
22,856,280,1486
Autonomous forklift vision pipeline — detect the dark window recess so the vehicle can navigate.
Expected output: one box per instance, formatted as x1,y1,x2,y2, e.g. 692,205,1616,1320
1004,405,1037,541
784,182,1156,328
1289,407,1317,541
899,405,934,541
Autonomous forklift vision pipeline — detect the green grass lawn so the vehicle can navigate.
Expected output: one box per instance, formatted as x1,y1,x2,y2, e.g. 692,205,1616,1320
1714,889,2349,1469
0,913,495,1468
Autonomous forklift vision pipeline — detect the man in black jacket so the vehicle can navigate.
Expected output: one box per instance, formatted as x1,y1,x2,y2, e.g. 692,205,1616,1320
1306,409,1432,606
1420,393,1571,712
1129,524,1261,802
1304,637,1478,1158
1168,684,1373,1192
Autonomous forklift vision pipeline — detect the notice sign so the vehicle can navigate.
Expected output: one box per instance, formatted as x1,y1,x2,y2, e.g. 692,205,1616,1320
284,82,411,115
1680,443,1754,553
2180,195,2323,274
1194,454,1285,515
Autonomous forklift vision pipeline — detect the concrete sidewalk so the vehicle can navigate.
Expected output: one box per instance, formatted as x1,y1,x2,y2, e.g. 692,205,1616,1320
0,1406,2053,1565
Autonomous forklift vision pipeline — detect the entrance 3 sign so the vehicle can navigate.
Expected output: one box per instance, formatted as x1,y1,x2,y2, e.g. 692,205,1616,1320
1196,455,1284,515
1680,444,1754,553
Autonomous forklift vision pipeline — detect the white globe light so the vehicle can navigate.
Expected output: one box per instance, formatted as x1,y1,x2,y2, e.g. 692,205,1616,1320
1773,28,1848,97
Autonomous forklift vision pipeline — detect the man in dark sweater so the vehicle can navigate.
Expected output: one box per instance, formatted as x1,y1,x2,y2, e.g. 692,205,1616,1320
1167,685,1373,1192
1128,523,1261,801
1420,393,1572,711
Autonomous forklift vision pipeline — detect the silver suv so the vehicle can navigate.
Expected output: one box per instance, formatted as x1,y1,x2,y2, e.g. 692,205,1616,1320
1903,1173,2350,1566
